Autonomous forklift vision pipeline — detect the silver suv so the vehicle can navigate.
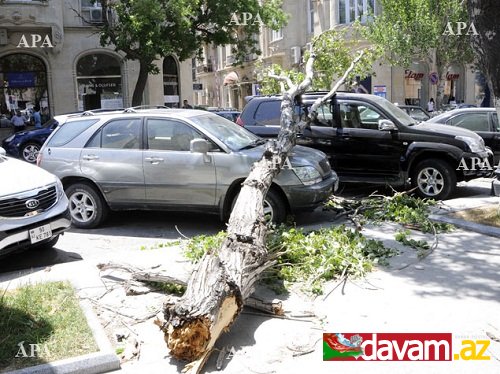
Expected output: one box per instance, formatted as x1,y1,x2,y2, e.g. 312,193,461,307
0,148,71,257
38,109,338,228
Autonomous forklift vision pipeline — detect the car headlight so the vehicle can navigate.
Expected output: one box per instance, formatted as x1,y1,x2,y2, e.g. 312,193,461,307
55,178,65,198
293,166,322,185
455,135,485,153
4,134,15,142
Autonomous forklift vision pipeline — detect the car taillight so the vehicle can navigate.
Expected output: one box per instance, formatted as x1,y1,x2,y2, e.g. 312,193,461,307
236,116,244,126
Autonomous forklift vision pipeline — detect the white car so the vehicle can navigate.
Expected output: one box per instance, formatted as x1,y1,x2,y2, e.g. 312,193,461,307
0,147,71,257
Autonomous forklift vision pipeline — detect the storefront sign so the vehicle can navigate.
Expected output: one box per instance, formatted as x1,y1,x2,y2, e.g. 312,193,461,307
193,83,203,91
429,72,439,85
446,72,460,80
6,72,35,88
405,70,424,80
373,85,387,99
16,34,54,48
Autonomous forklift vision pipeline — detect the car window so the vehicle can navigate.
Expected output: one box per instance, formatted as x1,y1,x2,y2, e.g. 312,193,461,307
493,113,499,131
87,118,142,149
46,119,99,147
189,113,259,151
407,108,430,122
340,103,383,129
146,118,203,151
307,103,336,127
447,113,490,132
254,101,281,126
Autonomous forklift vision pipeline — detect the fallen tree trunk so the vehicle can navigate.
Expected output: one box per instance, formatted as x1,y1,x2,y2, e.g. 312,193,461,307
157,56,315,373
160,49,365,373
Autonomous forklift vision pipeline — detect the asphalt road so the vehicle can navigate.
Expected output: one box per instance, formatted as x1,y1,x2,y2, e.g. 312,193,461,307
0,178,493,274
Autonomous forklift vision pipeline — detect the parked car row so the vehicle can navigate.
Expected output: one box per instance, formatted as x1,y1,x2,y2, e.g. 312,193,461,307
3,94,500,257
237,92,494,200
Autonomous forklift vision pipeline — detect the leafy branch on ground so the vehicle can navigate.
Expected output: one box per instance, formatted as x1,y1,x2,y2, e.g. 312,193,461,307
183,225,398,295
325,191,454,233
394,230,430,259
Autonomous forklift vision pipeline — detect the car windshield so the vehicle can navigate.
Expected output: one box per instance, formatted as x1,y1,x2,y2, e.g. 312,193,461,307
189,113,260,151
376,98,416,126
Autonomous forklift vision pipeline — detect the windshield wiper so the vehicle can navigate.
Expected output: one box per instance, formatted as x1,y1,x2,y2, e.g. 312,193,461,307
238,139,266,150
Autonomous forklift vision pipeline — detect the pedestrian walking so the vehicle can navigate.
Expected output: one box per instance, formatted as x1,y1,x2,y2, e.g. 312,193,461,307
427,98,435,112
11,110,26,132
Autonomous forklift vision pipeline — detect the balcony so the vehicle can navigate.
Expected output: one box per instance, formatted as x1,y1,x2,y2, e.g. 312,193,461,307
196,63,213,74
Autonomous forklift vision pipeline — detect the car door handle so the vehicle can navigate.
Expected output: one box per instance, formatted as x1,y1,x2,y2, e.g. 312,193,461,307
145,157,164,164
82,154,99,161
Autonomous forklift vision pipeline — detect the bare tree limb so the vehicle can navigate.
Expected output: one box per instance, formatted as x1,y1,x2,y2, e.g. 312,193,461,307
308,50,366,119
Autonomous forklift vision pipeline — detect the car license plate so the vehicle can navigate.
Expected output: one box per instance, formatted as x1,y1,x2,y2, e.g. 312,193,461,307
29,224,52,244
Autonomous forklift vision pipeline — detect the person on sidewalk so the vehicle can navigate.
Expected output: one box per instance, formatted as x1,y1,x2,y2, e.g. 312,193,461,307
33,106,42,128
182,100,193,109
11,110,26,132
427,98,435,113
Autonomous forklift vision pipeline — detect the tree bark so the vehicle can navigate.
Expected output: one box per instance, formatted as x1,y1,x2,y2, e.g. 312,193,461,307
467,0,500,114
131,62,150,107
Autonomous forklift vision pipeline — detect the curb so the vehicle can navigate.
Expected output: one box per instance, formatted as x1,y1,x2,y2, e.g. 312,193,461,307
7,297,120,374
429,213,500,238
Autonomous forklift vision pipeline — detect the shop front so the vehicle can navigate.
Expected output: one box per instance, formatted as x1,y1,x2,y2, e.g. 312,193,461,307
76,53,123,111
0,53,49,117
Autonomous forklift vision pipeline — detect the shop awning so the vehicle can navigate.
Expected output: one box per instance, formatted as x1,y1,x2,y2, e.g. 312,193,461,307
223,71,239,86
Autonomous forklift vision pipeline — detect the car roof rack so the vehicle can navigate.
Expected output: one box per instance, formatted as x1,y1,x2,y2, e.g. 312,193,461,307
123,105,170,113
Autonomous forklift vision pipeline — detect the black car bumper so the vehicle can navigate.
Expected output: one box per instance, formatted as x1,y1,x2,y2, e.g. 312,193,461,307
283,172,338,212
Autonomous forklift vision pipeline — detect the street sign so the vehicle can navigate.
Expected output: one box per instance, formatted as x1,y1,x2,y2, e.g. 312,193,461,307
429,72,439,85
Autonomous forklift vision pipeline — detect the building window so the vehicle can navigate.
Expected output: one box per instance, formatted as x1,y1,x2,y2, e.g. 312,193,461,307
81,0,104,25
338,0,375,24
307,0,314,34
270,28,283,42
76,53,123,111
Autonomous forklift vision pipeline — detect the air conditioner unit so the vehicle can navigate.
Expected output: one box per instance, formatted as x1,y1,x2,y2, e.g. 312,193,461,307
305,43,313,52
291,46,301,64
89,8,103,24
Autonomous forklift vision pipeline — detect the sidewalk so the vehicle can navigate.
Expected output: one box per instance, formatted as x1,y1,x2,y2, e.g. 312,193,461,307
1,180,499,373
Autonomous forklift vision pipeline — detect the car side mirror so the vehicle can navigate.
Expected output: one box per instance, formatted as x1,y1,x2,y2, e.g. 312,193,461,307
378,119,398,131
190,139,209,154
0,147,5,156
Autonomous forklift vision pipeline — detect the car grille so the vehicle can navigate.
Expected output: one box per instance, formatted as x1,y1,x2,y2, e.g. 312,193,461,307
0,185,58,218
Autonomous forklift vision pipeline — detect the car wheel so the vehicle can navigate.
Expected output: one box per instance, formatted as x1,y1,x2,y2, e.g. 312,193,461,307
231,188,287,224
65,183,108,228
21,142,41,163
32,235,59,250
411,159,456,200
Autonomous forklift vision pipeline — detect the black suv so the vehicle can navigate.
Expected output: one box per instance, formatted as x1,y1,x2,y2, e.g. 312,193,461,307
238,92,493,200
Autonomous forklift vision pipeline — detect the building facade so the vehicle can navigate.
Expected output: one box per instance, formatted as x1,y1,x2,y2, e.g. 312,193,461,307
194,0,483,110
0,0,193,118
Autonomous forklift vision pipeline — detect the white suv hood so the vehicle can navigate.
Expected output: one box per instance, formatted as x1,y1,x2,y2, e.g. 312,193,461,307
0,156,58,197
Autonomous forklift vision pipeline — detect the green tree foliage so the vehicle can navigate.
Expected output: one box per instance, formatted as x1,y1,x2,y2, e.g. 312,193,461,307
257,26,382,95
93,0,287,105
368,0,474,108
